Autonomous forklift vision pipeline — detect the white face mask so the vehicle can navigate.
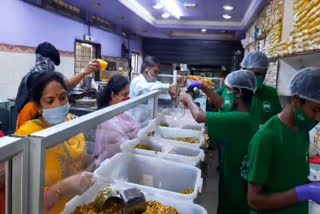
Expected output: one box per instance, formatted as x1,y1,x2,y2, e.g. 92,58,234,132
42,104,70,125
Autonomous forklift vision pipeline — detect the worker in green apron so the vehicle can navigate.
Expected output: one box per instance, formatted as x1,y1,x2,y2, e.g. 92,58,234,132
183,70,259,214
247,67,320,214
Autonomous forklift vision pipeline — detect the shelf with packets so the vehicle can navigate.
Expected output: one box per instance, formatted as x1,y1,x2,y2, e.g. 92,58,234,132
278,0,320,58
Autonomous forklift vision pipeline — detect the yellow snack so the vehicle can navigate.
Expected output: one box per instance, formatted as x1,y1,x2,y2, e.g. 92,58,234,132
169,137,200,144
148,131,155,137
135,144,159,152
186,75,213,89
180,188,194,194
72,200,181,214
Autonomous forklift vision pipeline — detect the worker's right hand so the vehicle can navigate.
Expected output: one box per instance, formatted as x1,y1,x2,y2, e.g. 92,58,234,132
82,59,101,76
61,171,95,197
296,183,320,204
186,80,203,91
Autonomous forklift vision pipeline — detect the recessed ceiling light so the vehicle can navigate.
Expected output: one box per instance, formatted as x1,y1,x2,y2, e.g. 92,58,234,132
184,3,197,8
153,3,163,9
223,14,232,19
162,13,170,18
161,0,183,19
201,29,207,33
223,5,234,11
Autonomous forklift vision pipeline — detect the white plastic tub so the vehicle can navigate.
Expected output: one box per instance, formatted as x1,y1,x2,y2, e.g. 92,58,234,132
94,153,203,202
157,113,205,131
61,182,207,214
120,137,205,166
155,126,204,148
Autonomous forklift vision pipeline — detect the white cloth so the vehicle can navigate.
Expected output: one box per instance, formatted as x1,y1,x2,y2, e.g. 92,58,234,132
129,74,170,127
94,112,140,165
129,74,170,98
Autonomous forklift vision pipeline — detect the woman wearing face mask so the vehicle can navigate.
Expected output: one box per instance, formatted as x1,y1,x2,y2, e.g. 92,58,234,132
180,70,259,214
94,75,139,165
15,71,95,214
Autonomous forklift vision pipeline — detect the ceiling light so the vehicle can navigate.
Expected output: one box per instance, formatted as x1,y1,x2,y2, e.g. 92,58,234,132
201,29,207,33
223,14,232,19
223,5,234,11
184,3,197,8
161,0,183,19
162,13,171,18
153,3,163,9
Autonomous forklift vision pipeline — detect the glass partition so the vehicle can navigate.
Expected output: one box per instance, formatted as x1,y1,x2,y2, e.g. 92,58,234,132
27,90,163,213
0,137,29,214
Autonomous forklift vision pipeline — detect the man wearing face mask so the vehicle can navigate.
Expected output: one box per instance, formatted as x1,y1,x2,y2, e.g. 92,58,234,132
130,56,176,99
187,51,282,127
180,70,259,214
247,67,320,214
129,56,176,127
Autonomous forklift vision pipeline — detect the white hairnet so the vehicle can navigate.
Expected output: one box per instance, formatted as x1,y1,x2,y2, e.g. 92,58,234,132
289,67,320,103
225,70,257,92
241,51,269,71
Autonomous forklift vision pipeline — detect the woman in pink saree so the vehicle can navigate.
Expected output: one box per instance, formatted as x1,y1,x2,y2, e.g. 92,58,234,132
94,75,140,165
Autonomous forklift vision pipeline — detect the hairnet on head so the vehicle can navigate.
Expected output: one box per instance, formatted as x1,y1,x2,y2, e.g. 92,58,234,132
225,70,257,92
289,67,320,103
241,51,269,71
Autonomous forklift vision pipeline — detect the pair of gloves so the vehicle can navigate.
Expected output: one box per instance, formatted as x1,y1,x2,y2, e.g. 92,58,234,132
186,80,203,91
297,183,320,203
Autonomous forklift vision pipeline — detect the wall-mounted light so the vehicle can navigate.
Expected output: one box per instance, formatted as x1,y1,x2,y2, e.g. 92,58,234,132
161,0,183,19
153,3,163,9
201,29,207,33
223,5,234,11
223,14,232,19
162,13,171,18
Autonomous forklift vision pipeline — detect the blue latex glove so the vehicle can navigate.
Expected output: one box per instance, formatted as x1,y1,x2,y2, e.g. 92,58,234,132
296,183,320,204
186,80,203,91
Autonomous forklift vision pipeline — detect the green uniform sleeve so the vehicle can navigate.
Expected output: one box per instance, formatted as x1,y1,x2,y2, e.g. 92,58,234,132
248,130,273,185
216,86,226,96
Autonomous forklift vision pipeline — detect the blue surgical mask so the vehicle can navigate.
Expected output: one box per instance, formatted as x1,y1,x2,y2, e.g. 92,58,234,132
146,75,157,82
42,104,70,125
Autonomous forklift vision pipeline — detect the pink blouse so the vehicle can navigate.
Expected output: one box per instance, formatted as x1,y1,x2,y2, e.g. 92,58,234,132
94,112,140,165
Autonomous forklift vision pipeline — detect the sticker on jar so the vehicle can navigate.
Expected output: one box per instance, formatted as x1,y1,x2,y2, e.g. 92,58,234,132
140,174,153,187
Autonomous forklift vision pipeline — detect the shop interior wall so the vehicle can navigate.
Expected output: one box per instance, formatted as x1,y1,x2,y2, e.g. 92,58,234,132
142,38,243,69
0,0,142,99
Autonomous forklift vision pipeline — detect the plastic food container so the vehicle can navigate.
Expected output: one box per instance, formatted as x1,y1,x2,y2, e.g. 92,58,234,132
61,182,207,214
157,113,205,131
120,137,205,167
153,126,204,148
94,153,203,202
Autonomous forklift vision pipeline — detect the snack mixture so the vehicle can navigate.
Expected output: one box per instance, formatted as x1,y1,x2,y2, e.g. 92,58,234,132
135,144,159,152
71,200,181,214
186,75,213,89
169,137,200,144
148,131,155,137
179,188,194,194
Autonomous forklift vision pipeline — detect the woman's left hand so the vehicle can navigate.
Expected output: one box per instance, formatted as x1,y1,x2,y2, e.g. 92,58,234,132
82,60,101,76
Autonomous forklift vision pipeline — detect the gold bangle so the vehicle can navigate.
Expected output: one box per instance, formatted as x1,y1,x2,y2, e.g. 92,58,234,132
56,183,62,199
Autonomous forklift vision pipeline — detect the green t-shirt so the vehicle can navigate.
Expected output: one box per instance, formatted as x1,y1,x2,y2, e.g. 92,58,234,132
248,115,309,214
216,86,229,113
216,86,227,96
251,84,282,126
207,111,258,214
